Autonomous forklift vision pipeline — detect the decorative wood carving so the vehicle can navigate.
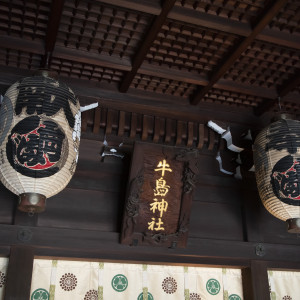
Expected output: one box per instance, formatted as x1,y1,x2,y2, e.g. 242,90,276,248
120,142,200,248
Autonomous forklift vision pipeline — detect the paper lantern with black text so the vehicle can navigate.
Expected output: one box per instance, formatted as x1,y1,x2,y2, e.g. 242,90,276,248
0,73,81,212
253,115,300,233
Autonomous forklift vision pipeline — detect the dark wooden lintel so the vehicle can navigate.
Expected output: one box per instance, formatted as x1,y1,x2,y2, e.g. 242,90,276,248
0,224,299,264
190,0,289,105
119,0,177,92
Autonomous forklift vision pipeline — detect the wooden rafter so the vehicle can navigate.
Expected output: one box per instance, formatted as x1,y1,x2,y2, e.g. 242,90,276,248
190,0,289,105
40,0,65,68
278,71,300,98
0,35,44,55
254,71,300,116
99,0,300,50
0,47,299,106
0,66,262,127
119,0,176,93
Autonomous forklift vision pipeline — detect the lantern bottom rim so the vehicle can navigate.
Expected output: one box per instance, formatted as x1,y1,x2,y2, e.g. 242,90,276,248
286,218,300,233
18,193,46,213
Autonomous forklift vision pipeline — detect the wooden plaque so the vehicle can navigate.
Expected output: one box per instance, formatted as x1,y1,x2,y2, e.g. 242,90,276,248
121,142,200,248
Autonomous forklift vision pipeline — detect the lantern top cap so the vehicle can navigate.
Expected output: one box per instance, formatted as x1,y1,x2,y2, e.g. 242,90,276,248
271,112,295,122
34,69,58,80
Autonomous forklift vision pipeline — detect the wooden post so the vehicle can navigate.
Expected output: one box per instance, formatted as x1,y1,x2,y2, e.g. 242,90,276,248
4,246,34,300
242,260,270,300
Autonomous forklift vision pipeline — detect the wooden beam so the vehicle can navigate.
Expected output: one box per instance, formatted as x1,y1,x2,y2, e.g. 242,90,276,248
190,0,289,105
254,71,300,116
4,246,34,300
140,61,280,99
40,0,65,68
0,224,299,263
98,0,161,15
119,0,177,92
0,35,294,102
53,45,131,71
99,0,300,50
0,65,269,128
169,6,300,50
0,35,44,55
278,71,300,98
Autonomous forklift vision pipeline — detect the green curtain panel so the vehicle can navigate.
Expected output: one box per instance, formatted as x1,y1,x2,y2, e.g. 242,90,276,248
30,259,244,300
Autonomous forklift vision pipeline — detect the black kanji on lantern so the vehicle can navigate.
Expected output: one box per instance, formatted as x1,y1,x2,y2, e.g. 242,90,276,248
15,76,78,128
271,155,300,206
266,119,300,154
6,116,67,178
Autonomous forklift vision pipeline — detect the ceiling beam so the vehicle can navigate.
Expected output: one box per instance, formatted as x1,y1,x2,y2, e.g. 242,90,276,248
99,0,300,50
99,0,161,15
0,36,298,104
277,71,300,98
0,65,262,127
169,6,300,50
254,71,300,116
190,0,289,106
0,34,131,71
40,0,65,68
119,0,176,93
53,46,131,71
0,35,44,55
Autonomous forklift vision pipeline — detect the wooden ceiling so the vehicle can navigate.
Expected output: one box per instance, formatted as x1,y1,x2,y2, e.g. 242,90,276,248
0,0,299,145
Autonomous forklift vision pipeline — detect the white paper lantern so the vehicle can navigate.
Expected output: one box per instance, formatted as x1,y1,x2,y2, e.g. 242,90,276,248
0,72,81,212
253,114,300,233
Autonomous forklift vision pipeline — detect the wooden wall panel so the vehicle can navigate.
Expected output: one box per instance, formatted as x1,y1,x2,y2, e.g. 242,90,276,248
0,138,299,251
37,188,123,232
194,184,241,205
189,202,244,241
0,183,15,225
69,160,125,192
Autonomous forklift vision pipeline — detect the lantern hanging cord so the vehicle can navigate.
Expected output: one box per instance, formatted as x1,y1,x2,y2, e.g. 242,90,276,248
278,97,282,111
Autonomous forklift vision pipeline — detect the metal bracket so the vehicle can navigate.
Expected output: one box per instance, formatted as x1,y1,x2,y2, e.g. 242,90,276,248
255,243,266,257
17,228,33,243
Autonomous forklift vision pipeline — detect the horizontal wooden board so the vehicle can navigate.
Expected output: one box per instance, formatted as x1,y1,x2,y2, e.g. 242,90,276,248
68,166,126,193
189,202,244,241
194,183,241,205
37,188,124,232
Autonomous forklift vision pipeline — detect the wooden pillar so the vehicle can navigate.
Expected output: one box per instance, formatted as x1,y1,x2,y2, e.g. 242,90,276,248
242,260,270,300
4,246,34,300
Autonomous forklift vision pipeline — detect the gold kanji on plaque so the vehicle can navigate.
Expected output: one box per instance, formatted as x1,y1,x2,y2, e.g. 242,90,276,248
154,177,170,197
154,159,173,176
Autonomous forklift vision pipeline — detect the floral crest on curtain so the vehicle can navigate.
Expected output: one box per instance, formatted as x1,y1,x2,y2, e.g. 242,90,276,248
30,259,245,300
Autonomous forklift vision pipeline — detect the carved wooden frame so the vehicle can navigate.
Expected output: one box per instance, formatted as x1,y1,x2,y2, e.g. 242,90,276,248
120,142,200,248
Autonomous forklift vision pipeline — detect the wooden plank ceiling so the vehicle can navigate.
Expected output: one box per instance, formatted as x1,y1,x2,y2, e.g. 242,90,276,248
0,0,299,141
